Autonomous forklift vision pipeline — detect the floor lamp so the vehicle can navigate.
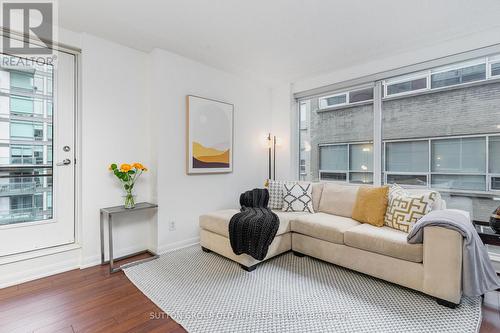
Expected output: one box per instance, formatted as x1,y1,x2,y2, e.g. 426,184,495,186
267,133,272,180
266,133,278,181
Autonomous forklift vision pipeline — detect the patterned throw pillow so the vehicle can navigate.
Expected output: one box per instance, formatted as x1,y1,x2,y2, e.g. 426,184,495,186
384,184,439,233
267,180,284,209
282,182,314,213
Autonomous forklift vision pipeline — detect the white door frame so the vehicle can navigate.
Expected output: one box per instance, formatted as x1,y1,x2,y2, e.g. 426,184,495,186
0,29,82,264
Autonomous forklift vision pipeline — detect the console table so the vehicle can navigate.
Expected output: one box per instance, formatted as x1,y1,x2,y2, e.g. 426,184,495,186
473,220,500,247
100,202,158,273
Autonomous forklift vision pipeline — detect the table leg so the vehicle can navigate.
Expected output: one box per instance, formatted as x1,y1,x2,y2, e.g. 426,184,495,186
108,214,114,274
100,211,104,265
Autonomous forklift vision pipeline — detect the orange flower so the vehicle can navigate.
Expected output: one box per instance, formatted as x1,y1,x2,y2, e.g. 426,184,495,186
120,163,132,172
132,162,144,170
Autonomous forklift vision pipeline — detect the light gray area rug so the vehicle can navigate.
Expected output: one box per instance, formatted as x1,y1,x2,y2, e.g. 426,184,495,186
124,246,481,333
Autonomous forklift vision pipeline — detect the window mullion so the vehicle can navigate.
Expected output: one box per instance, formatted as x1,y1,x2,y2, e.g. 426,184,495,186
373,81,383,187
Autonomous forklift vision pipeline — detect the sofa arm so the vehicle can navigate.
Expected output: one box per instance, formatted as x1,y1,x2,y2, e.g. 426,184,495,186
422,226,463,304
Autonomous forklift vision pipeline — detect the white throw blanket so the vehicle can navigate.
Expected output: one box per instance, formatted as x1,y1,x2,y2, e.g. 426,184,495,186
407,209,500,297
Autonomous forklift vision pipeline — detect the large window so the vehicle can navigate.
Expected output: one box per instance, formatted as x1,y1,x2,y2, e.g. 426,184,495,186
298,51,500,228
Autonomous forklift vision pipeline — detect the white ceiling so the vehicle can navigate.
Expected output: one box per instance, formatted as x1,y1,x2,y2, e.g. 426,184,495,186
59,0,500,84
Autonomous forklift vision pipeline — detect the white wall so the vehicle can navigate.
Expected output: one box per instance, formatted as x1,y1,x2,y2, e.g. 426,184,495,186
270,83,295,181
149,49,271,252
79,33,154,266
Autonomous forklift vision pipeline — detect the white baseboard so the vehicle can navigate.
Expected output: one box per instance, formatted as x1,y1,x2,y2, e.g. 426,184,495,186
157,237,200,254
80,243,156,269
0,238,201,289
0,251,80,289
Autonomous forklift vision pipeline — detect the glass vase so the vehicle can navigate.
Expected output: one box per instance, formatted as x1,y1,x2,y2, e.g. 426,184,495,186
124,190,136,209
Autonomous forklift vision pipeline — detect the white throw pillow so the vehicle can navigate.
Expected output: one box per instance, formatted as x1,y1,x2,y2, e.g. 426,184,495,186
267,180,284,209
282,182,314,213
384,184,439,233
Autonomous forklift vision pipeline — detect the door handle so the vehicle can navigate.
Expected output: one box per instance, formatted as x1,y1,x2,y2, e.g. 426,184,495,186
56,159,72,166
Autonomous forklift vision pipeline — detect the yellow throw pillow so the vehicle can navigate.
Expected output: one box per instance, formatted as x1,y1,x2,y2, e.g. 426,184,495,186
352,186,389,227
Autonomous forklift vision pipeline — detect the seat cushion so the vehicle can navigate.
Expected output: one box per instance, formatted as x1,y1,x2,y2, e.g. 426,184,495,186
344,223,423,263
318,183,359,218
291,213,360,244
199,209,306,238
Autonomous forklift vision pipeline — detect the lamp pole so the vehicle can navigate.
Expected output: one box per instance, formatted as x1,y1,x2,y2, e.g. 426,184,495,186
267,133,272,180
273,135,277,180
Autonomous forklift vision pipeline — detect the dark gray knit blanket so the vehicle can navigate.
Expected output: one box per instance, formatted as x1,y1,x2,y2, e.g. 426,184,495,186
229,188,279,261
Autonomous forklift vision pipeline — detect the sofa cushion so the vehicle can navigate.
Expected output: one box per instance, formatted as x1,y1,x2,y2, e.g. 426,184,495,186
311,182,324,212
291,212,360,244
318,183,359,218
352,186,389,227
344,223,423,263
199,209,306,238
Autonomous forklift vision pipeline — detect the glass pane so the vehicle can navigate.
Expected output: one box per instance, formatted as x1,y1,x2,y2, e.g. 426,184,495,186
431,175,486,191
386,141,428,172
431,137,485,173
387,77,427,95
0,54,54,225
349,88,373,103
10,72,33,90
11,121,34,139
299,100,311,180
431,64,486,88
11,96,33,114
387,174,427,186
350,143,373,171
319,94,346,108
300,87,373,183
489,136,500,173
319,172,347,181
320,145,347,171
349,172,373,184
491,63,500,77
492,177,500,190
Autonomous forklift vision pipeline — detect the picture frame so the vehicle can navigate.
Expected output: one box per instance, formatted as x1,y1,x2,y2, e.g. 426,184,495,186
186,95,234,174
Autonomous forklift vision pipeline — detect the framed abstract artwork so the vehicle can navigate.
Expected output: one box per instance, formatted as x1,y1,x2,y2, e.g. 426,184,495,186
186,95,234,174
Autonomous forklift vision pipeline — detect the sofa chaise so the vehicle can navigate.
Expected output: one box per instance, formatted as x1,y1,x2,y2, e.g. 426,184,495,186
199,183,463,307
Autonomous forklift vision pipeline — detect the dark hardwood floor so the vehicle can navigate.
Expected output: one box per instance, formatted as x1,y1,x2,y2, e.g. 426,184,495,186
0,255,499,333
0,254,186,333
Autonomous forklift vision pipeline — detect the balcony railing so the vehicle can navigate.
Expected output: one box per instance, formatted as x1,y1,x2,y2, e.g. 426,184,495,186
0,182,36,195
0,207,51,225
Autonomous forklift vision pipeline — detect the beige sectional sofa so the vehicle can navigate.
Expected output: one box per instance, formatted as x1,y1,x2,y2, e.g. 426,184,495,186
199,183,464,307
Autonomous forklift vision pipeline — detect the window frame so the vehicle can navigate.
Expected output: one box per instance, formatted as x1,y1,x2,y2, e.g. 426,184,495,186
318,141,374,184
381,56,500,99
318,92,348,110
317,85,374,111
383,72,429,98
